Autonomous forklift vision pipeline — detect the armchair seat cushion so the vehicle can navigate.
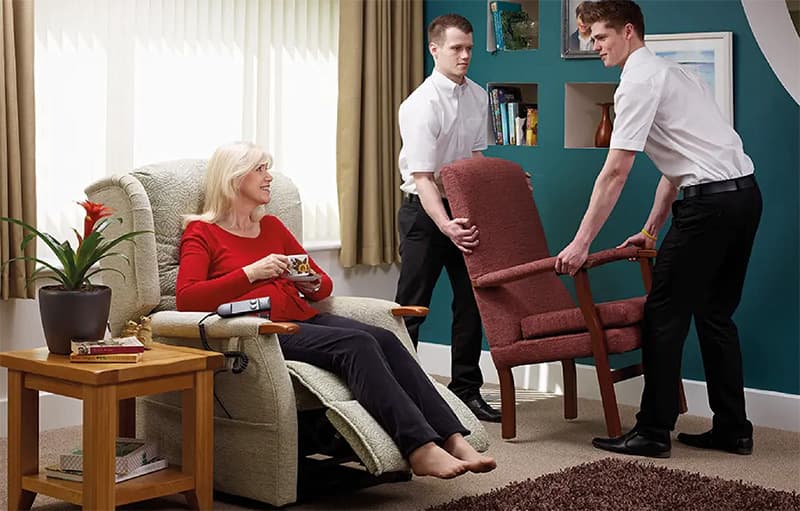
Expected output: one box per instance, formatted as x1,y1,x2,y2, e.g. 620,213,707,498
520,296,646,340
491,326,642,368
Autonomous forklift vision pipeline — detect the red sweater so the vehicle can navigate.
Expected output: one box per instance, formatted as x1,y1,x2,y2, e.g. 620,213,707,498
176,215,333,321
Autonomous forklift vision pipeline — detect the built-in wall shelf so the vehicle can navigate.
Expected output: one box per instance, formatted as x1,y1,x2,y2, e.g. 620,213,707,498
488,82,538,147
564,82,617,149
486,0,540,52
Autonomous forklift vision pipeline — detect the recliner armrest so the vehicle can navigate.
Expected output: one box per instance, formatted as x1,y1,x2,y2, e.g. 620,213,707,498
151,311,298,338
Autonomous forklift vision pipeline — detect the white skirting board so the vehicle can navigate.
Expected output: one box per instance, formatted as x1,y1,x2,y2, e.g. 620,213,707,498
0,392,83,437
418,342,800,433
2,343,797,435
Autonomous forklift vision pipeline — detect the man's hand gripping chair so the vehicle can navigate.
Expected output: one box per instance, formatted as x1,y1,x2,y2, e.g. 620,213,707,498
440,157,685,440
85,160,488,506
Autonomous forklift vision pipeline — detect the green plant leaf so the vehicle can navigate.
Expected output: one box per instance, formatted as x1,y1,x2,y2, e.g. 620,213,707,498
83,266,127,285
1,255,70,289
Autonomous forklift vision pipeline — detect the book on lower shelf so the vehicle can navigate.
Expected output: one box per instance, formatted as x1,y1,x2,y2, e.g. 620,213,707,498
60,437,158,474
46,456,168,483
71,336,145,355
69,352,143,363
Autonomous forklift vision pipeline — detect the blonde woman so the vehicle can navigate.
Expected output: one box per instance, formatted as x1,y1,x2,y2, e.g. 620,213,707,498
176,142,496,479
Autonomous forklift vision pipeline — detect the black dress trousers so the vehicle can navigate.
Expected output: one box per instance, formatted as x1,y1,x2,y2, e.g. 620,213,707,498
278,313,468,458
395,196,484,399
636,183,762,439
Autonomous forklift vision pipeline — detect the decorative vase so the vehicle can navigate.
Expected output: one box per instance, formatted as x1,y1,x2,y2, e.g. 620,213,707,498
595,102,614,148
38,285,112,354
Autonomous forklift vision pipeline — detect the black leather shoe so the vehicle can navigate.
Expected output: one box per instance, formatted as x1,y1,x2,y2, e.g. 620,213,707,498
677,429,753,455
592,428,671,458
461,394,502,423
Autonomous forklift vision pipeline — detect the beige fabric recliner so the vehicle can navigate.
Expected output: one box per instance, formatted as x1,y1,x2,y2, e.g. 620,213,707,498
85,159,488,506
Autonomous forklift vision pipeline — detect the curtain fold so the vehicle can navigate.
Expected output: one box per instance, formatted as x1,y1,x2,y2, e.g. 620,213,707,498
0,0,36,299
336,0,423,267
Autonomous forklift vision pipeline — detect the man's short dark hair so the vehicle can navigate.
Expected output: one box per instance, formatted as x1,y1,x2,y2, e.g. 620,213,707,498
581,0,645,39
428,14,473,45
575,1,590,19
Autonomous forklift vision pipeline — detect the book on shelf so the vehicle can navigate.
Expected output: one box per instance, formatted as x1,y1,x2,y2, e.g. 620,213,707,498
69,352,143,363
46,456,168,483
490,1,522,51
488,86,522,145
71,336,145,355
489,88,504,145
60,438,158,474
507,102,519,145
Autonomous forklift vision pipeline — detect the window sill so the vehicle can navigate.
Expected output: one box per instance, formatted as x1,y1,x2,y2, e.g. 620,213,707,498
304,240,341,252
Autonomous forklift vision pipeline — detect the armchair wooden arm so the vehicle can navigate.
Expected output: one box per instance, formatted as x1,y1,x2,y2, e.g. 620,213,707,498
259,322,300,335
473,247,656,289
391,306,430,317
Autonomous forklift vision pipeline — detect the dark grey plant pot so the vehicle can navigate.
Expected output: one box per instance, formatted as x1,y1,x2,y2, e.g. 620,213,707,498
38,285,112,355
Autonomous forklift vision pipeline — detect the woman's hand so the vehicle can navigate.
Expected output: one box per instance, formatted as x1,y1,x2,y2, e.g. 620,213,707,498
243,254,289,283
294,274,322,295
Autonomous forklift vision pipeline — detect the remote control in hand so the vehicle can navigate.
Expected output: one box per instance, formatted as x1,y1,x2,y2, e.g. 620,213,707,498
216,297,271,318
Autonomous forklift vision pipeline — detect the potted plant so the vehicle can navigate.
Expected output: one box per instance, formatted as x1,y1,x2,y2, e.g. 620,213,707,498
1,201,149,354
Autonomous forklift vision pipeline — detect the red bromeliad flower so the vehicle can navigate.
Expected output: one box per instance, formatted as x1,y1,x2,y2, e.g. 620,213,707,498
77,200,113,243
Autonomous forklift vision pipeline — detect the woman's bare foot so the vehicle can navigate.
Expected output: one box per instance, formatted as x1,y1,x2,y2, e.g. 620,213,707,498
408,442,470,479
443,433,497,473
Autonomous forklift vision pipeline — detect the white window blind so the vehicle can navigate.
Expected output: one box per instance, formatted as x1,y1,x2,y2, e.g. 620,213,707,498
34,0,340,249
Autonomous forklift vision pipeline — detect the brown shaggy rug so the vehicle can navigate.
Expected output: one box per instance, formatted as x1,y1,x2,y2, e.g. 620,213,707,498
426,458,800,511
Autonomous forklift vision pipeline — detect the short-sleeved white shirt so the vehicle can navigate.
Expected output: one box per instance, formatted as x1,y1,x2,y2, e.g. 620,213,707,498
398,69,489,195
610,47,754,189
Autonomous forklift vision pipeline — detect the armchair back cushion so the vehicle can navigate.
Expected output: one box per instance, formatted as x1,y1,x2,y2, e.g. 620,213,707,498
441,158,575,348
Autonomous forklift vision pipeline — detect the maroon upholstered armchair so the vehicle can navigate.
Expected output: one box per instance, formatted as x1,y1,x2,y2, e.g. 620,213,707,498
440,157,685,440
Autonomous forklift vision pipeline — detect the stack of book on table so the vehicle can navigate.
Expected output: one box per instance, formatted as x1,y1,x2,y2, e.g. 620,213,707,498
69,336,145,363
46,437,165,483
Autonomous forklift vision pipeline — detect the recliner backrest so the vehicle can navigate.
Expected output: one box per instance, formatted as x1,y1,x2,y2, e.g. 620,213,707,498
85,159,302,329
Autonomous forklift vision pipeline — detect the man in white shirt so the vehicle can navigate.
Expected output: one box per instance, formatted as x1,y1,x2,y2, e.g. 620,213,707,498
395,14,501,422
556,0,761,458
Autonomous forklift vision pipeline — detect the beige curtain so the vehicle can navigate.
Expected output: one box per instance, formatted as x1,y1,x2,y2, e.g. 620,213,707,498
337,0,423,267
0,0,36,299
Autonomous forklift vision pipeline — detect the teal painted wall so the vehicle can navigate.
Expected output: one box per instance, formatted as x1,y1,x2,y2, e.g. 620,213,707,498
419,0,800,395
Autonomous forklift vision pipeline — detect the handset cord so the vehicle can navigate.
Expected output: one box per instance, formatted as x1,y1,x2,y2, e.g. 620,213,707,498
197,312,250,420
197,312,250,374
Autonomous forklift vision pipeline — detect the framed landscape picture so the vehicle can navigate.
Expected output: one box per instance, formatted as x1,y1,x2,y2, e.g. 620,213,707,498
645,32,734,124
561,0,600,59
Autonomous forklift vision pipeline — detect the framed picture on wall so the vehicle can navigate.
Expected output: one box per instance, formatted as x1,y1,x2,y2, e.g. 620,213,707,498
645,32,734,124
561,0,600,59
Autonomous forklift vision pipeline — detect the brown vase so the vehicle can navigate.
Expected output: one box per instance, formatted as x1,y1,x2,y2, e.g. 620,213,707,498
38,285,112,354
595,102,614,148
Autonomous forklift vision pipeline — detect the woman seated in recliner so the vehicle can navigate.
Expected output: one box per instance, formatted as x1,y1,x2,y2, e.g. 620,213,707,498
176,141,496,479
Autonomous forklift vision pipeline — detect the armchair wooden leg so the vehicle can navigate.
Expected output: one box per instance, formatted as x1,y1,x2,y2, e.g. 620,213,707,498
595,366,622,438
562,360,578,420
497,367,517,440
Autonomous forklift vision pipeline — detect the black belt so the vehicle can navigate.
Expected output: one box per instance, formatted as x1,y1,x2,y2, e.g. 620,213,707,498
682,175,756,199
404,194,448,204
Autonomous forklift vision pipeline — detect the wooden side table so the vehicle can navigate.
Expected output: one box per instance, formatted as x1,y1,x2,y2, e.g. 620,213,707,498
1,344,224,510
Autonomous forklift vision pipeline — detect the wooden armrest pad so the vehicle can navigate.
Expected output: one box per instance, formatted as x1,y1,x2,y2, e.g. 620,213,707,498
391,306,429,317
259,322,300,335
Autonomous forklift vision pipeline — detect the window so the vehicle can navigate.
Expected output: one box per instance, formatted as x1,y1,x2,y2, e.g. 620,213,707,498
34,0,340,252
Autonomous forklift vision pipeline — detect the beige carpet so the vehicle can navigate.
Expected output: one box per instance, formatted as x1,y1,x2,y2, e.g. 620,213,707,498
2,395,798,510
